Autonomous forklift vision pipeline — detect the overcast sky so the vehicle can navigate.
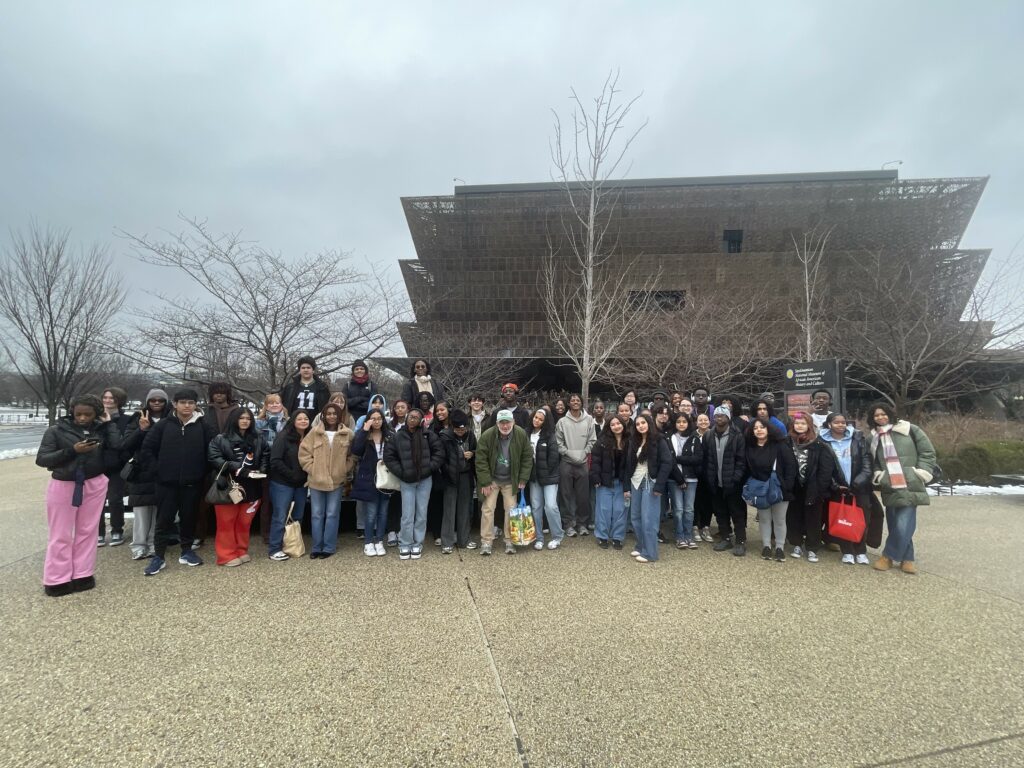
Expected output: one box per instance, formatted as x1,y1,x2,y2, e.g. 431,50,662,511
2,1,1021,328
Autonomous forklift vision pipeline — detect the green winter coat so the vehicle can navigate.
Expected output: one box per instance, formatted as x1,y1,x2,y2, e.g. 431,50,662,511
870,420,937,508
475,425,533,488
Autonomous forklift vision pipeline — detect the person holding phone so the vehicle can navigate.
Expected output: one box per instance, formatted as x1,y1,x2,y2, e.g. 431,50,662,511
207,408,270,566
36,394,123,596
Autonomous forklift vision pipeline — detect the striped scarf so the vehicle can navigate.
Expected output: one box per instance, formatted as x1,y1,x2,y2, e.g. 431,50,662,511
875,425,907,489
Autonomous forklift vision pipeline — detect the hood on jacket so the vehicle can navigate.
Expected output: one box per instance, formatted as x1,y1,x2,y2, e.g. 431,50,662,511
820,425,855,443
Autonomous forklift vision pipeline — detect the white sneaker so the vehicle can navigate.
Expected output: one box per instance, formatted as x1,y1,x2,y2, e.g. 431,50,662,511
791,546,803,559
533,541,544,550
363,544,376,557
386,531,398,547
375,542,386,556
841,554,855,565
434,538,442,546
547,539,561,550
807,550,819,563
630,549,641,557
856,554,870,565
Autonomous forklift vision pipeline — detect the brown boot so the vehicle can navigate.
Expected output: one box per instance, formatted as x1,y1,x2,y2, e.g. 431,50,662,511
901,560,917,575
872,555,892,571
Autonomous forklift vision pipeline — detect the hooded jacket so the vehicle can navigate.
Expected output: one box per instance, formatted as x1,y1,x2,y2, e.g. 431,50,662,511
820,425,872,492
788,437,837,506
869,420,936,508
354,395,388,432
122,408,171,505
298,422,355,491
554,411,596,466
668,431,704,484
589,436,628,488
36,417,122,482
141,410,219,485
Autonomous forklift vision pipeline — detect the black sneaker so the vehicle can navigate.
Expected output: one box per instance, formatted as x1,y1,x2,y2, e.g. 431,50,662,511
109,532,125,547
775,547,785,562
657,531,666,543
761,546,771,560
612,540,623,550
732,542,746,557
598,539,609,549
713,538,733,552
71,575,96,592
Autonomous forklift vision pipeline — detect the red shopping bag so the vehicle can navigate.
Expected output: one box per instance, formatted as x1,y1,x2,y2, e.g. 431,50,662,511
828,495,866,543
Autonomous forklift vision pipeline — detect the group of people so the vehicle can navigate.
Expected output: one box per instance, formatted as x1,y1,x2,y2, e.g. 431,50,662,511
35,356,936,596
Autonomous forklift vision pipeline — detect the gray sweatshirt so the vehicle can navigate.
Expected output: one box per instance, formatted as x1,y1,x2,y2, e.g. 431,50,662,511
555,411,596,466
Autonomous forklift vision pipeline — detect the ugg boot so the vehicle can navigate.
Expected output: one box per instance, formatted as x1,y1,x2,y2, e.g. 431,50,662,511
901,560,917,575
872,555,893,571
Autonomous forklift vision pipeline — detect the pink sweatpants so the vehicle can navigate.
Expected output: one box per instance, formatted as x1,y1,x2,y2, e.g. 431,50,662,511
44,475,108,586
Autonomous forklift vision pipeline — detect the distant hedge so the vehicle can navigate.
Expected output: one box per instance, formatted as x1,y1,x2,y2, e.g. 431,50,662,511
937,440,1024,485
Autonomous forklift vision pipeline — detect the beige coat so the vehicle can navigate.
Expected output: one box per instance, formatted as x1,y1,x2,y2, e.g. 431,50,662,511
298,423,354,491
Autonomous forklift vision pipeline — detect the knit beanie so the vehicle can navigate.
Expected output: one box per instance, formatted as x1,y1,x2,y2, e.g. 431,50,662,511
714,405,732,419
145,388,169,402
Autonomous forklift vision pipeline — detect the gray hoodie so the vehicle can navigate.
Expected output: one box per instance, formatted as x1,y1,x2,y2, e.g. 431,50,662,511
555,411,596,466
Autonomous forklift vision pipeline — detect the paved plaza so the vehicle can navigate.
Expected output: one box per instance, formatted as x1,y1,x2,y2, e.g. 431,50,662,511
1,456,1022,767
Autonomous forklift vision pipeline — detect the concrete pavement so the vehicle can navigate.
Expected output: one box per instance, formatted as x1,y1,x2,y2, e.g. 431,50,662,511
1,455,1022,767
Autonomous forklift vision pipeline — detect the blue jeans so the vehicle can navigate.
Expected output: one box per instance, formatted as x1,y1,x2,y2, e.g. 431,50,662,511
631,478,661,561
268,481,306,554
400,478,432,550
595,482,626,543
363,492,390,544
310,487,343,554
529,481,564,545
667,480,697,542
883,505,917,562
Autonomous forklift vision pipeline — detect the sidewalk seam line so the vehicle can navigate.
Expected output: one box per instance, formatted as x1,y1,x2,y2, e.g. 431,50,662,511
857,730,1024,767
463,573,531,768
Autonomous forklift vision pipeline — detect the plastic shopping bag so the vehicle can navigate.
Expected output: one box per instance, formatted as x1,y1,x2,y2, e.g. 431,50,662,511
508,490,536,546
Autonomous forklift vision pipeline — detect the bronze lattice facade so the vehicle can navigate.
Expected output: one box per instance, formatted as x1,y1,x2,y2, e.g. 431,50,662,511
386,170,989,389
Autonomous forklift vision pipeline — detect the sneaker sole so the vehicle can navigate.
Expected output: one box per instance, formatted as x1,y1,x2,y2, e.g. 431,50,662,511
144,563,166,576
178,559,202,567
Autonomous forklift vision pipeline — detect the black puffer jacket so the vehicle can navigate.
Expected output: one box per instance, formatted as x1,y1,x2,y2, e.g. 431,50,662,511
269,430,308,488
667,431,704,484
141,411,218,485
790,438,838,507
704,426,746,492
383,427,445,483
208,430,270,499
438,428,477,486
122,411,172,505
590,438,628,488
36,417,122,481
529,431,560,486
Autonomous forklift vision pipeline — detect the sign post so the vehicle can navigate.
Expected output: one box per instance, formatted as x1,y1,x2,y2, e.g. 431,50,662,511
783,359,845,420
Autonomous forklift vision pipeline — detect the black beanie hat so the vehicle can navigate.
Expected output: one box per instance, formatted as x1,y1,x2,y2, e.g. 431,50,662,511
352,359,368,372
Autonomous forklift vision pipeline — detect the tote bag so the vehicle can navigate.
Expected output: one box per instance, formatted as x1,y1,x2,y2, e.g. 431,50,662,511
827,494,867,543
375,460,401,492
508,490,536,546
282,502,306,558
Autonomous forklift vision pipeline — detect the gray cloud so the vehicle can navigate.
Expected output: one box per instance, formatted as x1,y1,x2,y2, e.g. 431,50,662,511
1,1,1021,317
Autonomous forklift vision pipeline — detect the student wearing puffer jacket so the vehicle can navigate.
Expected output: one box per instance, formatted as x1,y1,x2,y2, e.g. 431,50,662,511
36,394,122,596
527,408,563,550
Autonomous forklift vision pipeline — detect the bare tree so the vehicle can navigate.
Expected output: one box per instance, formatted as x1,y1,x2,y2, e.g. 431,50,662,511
0,224,126,424
543,71,663,402
599,290,797,397
790,225,835,362
119,216,407,398
831,248,1024,416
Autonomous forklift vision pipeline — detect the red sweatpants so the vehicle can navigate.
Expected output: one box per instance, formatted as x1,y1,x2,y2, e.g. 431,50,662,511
214,499,260,564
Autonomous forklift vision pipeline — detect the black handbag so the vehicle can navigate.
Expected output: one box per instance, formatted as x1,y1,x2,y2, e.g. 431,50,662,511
205,463,245,505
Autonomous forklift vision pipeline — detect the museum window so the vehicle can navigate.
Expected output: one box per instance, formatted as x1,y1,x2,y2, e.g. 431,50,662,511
722,229,743,253
628,290,686,312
